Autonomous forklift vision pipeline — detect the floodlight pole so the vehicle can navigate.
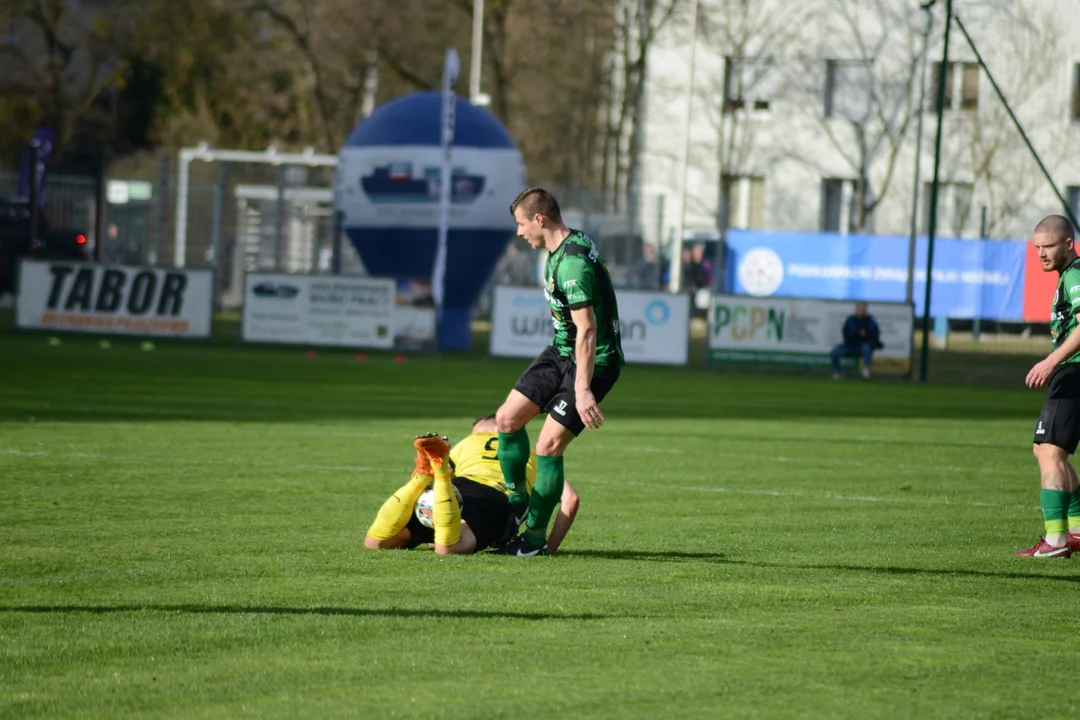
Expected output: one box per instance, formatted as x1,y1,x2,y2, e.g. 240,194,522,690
906,2,934,306
469,0,484,104
919,0,951,383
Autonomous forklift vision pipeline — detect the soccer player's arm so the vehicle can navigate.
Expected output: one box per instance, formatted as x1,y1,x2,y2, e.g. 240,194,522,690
365,456,437,549
364,527,411,550
563,260,599,396
365,477,427,550
546,479,580,554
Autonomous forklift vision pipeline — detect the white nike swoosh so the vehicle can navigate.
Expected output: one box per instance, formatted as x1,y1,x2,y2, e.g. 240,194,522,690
1033,546,1070,557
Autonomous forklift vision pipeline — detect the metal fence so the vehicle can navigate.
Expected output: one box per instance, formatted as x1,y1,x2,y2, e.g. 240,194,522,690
0,172,97,242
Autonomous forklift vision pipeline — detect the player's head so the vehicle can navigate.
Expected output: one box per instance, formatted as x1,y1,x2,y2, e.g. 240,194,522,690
510,187,562,249
855,302,868,317
1032,215,1077,272
472,413,497,433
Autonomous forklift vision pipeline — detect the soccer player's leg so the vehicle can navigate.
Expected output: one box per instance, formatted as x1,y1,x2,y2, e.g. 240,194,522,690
529,415,577,542
365,434,441,548
1066,461,1080,551
500,369,618,557
1017,398,1080,557
1019,374,1080,557
415,434,467,553
497,348,561,519
496,390,540,516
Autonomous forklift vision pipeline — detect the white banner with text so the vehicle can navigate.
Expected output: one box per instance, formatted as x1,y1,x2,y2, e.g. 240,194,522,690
242,274,395,349
16,260,213,338
707,294,914,373
489,286,690,366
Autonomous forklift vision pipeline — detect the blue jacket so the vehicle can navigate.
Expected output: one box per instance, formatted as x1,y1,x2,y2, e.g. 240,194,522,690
842,316,883,349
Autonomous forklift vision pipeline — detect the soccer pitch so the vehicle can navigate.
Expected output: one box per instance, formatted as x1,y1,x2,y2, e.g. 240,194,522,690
2,330,1077,718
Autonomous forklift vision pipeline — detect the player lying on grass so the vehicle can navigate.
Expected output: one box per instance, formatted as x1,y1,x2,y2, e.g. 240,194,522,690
364,415,579,555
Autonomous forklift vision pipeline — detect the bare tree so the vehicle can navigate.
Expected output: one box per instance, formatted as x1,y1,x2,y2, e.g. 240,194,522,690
945,3,1072,238
784,0,924,233
696,0,816,227
0,0,143,157
604,0,684,211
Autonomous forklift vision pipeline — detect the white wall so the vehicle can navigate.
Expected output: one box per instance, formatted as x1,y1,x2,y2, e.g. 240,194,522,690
640,0,1080,246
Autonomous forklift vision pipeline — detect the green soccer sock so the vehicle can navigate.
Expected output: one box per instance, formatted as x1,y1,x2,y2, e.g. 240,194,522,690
498,428,530,510
524,454,564,545
1068,488,1080,534
1041,489,1071,537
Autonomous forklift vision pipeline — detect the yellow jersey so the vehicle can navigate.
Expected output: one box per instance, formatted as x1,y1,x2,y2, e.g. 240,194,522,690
449,432,536,496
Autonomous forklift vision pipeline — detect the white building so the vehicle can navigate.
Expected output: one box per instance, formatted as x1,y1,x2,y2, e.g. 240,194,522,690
639,0,1080,246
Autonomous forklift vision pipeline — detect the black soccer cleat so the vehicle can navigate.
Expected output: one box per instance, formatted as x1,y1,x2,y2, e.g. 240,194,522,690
496,533,548,558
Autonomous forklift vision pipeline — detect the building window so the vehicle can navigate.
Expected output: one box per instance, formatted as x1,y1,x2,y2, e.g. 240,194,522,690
824,59,872,121
930,61,979,111
821,178,855,233
723,56,775,113
721,175,766,229
922,181,975,238
1072,64,1080,122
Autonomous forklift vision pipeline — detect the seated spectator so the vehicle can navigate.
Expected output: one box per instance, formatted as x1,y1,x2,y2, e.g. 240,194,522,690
831,302,884,380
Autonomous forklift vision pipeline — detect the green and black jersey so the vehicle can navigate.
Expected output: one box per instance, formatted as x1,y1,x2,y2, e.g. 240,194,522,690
543,231,625,372
1051,257,1080,365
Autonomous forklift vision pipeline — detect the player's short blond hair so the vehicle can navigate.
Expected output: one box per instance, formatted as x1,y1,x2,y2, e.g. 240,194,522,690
1034,215,1075,244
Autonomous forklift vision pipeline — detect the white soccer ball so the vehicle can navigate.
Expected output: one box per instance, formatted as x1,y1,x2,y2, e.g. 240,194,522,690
415,484,463,529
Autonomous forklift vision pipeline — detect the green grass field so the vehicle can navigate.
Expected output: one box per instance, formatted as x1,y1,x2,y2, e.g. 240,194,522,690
2,324,1078,719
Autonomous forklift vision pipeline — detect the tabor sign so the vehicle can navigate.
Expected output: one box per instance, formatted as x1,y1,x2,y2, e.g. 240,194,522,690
489,286,690,366
242,273,395,348
707,294,914,374
16,260,213,338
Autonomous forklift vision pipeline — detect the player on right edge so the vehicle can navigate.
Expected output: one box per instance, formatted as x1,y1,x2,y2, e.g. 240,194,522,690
1017,215,1080,558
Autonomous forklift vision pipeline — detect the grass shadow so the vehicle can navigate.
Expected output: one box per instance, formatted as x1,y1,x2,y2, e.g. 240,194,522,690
561,549,1080,583
0,604,613,620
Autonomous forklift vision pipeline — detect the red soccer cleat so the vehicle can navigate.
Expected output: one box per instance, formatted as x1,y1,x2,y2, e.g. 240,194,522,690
414,433,450,471
1068,534,1080,553
1013,538,1072,558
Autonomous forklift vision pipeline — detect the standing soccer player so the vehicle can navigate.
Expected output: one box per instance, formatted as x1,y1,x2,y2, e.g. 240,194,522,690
1017,215,1080,558
495,187,624,557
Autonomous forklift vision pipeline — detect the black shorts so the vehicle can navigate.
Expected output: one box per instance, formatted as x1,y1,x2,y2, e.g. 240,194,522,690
512,345,620,436
405,478,512,551
1034,363,1080,453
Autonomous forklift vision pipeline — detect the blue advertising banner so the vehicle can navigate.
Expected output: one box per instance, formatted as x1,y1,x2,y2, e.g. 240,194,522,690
725,230,1026,320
